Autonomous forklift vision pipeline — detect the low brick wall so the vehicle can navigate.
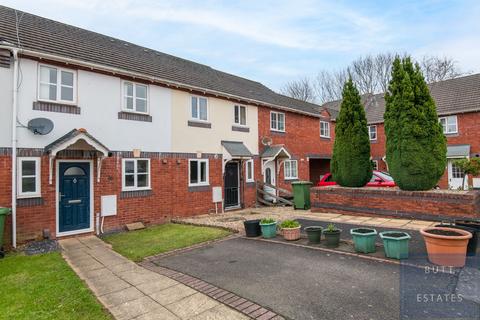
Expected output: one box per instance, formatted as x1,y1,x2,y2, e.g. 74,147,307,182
311,187,480,221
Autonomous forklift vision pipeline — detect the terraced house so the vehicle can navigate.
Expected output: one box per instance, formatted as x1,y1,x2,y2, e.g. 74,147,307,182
0,6,334,246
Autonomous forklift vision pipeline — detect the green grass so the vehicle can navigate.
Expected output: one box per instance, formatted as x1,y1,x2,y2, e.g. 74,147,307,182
103,223,231,261
0,252,111,320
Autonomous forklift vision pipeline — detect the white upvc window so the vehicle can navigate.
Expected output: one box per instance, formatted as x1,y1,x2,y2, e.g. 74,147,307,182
17,157,41,198
189,159,209,186
320,121,330,138
372,160,378,170
284,160,298,180
439,115,458,134
123,81,148,113
234,105,247,126
270,111,285,132
38,65,76,103
122,159,151,191
245,159,254,183
191,96,208,121
368,125,377,141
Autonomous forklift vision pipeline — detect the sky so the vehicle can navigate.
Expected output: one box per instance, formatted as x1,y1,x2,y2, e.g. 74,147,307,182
2,0,479,91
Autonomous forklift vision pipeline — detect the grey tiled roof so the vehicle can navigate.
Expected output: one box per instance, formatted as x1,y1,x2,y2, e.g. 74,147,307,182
260,145,291,158
221,141,253,158
322,73,480,124
0,5,322,117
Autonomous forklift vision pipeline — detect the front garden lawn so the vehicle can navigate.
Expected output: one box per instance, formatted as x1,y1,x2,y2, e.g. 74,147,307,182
103,223,231,262
0,252,111,320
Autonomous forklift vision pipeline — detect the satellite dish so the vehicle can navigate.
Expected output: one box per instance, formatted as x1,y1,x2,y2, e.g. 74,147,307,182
27,118,54,135
261,136,273,146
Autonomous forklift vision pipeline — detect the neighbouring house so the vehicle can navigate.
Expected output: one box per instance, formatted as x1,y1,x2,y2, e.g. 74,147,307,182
322,73,480,190
0,6,333,246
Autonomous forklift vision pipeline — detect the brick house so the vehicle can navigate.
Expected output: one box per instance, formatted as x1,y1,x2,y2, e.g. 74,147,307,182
0,6,333,246
322,73,480,190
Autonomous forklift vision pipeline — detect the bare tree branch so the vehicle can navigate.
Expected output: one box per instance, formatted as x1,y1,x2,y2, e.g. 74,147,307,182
280,77,316,102
420,56,466,83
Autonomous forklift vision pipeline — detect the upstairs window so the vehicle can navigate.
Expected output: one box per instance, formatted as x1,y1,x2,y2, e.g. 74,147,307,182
245,159,254,182
189,159,209,186
234,105,247,126
270,111,285,132
39,65,76,103
123,82,148,113
122,159,150,191
17,157,41,198
368,125,377,141
284,160,298,180
439,116,457,134
191,96,208,121
320,121,330,138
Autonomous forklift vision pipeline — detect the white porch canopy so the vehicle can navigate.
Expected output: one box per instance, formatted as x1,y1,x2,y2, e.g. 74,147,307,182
260,144,291,174
221,140,253,173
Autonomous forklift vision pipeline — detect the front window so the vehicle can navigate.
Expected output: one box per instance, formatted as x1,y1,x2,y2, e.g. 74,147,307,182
371,160,378,170
284,160,298,180
368,125,377,141
189,159,209,186
270,112,285,132
17,157,41,198
246,159,254,182
123,82,148,113
122,159,150,190
191,96,208,121
39,65,76,103
234,105,247,126
439,116,458,134
320,121,330,138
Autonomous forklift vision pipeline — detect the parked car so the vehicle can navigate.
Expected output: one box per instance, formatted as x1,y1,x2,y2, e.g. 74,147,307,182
317,171,396,187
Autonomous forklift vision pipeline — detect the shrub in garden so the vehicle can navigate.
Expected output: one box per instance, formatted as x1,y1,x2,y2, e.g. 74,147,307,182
384,57,447,190
331,78,372,187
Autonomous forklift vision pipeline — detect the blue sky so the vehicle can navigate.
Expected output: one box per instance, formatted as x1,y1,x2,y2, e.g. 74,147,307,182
2,0,479,90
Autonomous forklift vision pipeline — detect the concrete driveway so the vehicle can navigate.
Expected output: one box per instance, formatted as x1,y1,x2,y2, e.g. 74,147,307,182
149,237,479,320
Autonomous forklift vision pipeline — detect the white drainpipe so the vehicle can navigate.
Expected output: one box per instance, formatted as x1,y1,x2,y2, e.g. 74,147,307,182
2,45,19,248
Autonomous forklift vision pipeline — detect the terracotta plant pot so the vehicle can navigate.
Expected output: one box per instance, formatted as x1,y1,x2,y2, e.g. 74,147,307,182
282,226,301,241
420,227,472,267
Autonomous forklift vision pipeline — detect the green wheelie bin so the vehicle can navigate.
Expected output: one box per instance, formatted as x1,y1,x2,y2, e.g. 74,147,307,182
291,181,313,210
0,207,11,258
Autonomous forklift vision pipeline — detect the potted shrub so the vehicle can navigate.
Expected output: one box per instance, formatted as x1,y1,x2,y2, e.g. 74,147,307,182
350,228,378,253
280,220,301,241
305,226,322,244
259,218,277,239
323,223,341,247
379,231,411,259
421,226,472,267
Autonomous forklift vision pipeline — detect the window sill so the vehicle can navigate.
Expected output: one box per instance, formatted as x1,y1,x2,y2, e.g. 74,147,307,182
271,130,285,135
232,125,250,133
188,120,212,129
33,101,80,114
320,136,331,140
284,178,299,181
118,111,152,122
17,197,44,207
370,139,377,144
120,189,153,198
188,185,210,192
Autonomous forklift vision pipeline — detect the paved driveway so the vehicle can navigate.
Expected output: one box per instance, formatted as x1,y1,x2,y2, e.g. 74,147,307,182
150,237,479,320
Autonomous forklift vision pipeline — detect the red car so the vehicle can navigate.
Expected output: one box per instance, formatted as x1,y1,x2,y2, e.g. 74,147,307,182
317,171,396,187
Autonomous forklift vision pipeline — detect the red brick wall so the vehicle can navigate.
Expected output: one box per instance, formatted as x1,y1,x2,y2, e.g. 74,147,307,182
311,186,480,220
257,107,334,191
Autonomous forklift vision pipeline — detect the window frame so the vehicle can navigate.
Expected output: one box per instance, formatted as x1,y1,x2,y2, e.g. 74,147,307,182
439,115,458,134
368,125,377,141
37,64,77,104
320,121,331,138
245,159,254,183
122,81,149,114
188,159,209,186
190,96,209,122
270,111,285,132
17,157,41,198
284,159,298,180
372,160,378,171
121,158,151,191
234,105,248,126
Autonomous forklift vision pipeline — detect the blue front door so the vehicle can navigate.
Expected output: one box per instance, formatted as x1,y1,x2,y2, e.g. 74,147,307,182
59,162,90,233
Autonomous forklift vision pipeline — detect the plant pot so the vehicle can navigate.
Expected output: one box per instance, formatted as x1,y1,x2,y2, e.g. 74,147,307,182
282,226,301,241
305,226,322,244
380,231,411,259
260,221,277,239
243,219,261,237
421,227,472,267
436,223,478,257
454,220,480,256
350,228,378,253
323,229,341,247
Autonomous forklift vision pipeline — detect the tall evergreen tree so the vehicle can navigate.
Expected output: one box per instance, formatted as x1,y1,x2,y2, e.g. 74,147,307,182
331,79,372,187
384,57,447,190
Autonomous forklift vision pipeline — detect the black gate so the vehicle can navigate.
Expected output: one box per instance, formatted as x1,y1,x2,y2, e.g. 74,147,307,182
224,162,239,208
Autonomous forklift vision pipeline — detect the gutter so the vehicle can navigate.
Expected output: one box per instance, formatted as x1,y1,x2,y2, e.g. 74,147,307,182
19,49,321,118
1,44,19,248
